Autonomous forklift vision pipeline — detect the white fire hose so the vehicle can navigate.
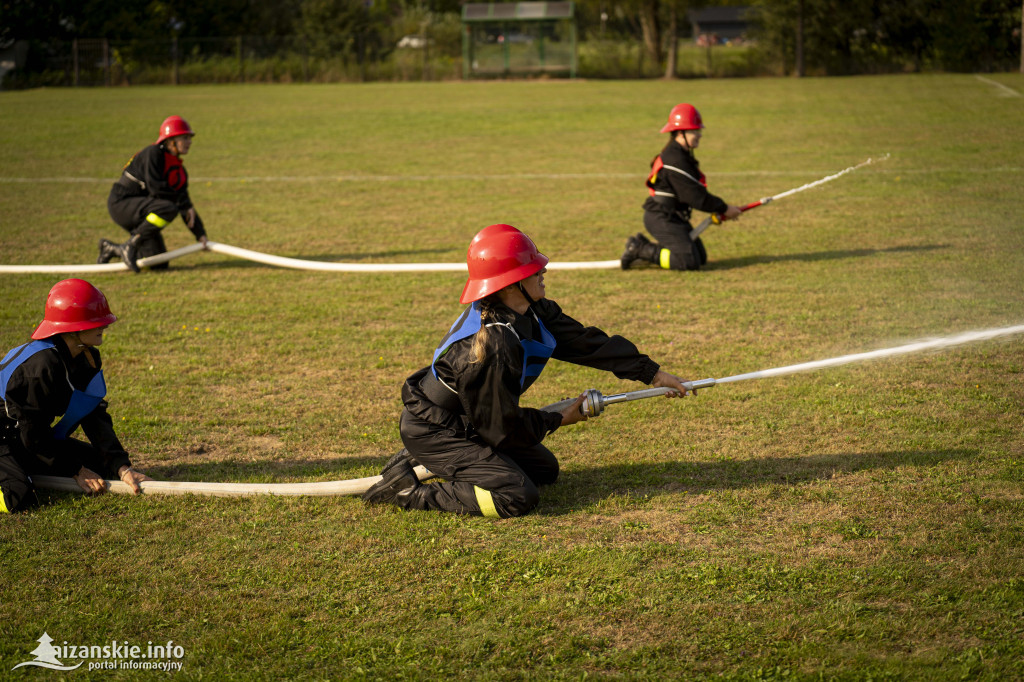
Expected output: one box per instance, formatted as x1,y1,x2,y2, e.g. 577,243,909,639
31,467,436,498
30,324,1024,499
0,242,619,274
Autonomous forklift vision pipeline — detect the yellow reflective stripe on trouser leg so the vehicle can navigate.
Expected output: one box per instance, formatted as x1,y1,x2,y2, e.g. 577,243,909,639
145,213,170,228
659,248,672,270
473,486,500,518
0,493,9,514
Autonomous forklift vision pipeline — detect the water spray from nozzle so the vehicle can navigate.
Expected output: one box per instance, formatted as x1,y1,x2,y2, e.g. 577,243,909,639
542,324,1024,418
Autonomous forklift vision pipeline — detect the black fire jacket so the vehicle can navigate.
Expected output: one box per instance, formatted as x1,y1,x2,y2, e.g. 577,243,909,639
642,138,729,222
1,341,131,477
109,143,206,239
402,298,661,452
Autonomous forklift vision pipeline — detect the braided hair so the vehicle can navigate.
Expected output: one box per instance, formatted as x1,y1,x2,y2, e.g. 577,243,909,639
469,295,503,364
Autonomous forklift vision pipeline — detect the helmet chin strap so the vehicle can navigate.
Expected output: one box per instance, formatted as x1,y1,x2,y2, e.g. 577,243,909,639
517,281,536,307
678,131,692,152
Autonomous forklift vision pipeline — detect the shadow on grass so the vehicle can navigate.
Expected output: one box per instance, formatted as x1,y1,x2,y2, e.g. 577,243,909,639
539,447,975,515
705,243,949,271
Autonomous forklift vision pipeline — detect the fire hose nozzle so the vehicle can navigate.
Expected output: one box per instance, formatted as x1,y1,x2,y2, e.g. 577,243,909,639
684,378,717,391
574,379,717,418
579,388,604,418
542,379,717,418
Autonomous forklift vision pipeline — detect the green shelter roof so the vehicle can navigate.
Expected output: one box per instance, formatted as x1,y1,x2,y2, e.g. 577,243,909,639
462,2,575,22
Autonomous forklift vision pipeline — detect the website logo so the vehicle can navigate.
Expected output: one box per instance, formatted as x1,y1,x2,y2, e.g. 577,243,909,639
11,633,82,671
12,632,185,673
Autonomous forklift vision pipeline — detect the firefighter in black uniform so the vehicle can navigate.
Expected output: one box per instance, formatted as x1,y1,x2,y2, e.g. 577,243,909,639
1,279,150,512
621,103,742,271
362,224,692,518
98,115,208,273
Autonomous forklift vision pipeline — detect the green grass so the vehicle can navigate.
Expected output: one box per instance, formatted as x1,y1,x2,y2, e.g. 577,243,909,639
1,74,1023,679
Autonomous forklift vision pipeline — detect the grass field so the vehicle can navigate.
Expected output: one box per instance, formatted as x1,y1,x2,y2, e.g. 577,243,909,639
1,74,1023,680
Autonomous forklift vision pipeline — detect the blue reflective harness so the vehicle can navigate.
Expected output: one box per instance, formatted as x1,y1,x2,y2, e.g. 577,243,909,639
0,340,107,440
431,301,556,394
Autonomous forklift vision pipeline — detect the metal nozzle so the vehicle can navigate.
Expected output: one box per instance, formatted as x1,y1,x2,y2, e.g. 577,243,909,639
582,388,604,418
541,378,717,418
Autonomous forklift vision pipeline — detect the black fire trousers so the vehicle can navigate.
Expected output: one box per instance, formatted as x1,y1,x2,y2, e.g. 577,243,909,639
108,194,177,267
644,210,708,271
0,439,109,513
397,409,559,518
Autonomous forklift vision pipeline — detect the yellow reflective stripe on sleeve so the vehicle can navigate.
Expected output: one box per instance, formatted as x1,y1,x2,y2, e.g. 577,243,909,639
145,213,170,228
473,486,500,518
659,248,672,270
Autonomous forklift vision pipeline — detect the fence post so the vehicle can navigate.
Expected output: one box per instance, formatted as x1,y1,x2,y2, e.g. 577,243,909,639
73,39,79,87
570,21,577,78
237,36,244,83
421,21,430,81
502,22,510,76
302,38,309,83
104,39,111,86
172,35,179,85
358,32,366,82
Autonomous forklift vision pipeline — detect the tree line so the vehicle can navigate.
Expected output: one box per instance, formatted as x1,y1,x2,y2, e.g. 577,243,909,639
1,0,1021,84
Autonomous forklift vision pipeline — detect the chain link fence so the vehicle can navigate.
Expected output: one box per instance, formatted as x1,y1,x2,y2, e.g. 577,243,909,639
2,33,770,88
2,32,467,88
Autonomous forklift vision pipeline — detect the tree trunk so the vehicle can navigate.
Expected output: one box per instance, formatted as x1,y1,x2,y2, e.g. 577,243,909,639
639,0,662,71
795,0,805,77
664,3,678,79
1020,0,1023,74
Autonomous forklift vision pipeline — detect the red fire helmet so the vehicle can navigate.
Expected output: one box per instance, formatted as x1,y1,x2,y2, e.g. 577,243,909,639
157,115,195,144
31,279,118,340
460,224,549,304
660,103,704,133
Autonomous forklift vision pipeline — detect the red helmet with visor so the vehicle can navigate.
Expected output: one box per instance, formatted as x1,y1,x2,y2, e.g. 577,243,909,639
31,279,118,340
660,103,704,133
460,224,549,304
157,115,195,144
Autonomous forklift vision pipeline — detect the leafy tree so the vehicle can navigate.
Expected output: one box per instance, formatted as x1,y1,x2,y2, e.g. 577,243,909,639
299,0,395,67
927,0,1020,71
751,0,1020,74
1,0,78,42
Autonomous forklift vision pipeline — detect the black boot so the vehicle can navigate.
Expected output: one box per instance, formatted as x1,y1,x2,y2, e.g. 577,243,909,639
621,235,642,270
118,234,142,273
621,233,661,270
380,448,417,474
97,239,119,264
362,451,420,506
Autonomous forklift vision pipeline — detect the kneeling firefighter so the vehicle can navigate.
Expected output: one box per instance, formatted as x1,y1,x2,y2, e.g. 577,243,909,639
0,279,150,512
621,103,742,271
99,115,209,273
362,224,692,517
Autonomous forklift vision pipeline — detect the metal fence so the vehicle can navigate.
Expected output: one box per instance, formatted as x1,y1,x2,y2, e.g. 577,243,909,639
5,34,464,88
2,34,770,88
